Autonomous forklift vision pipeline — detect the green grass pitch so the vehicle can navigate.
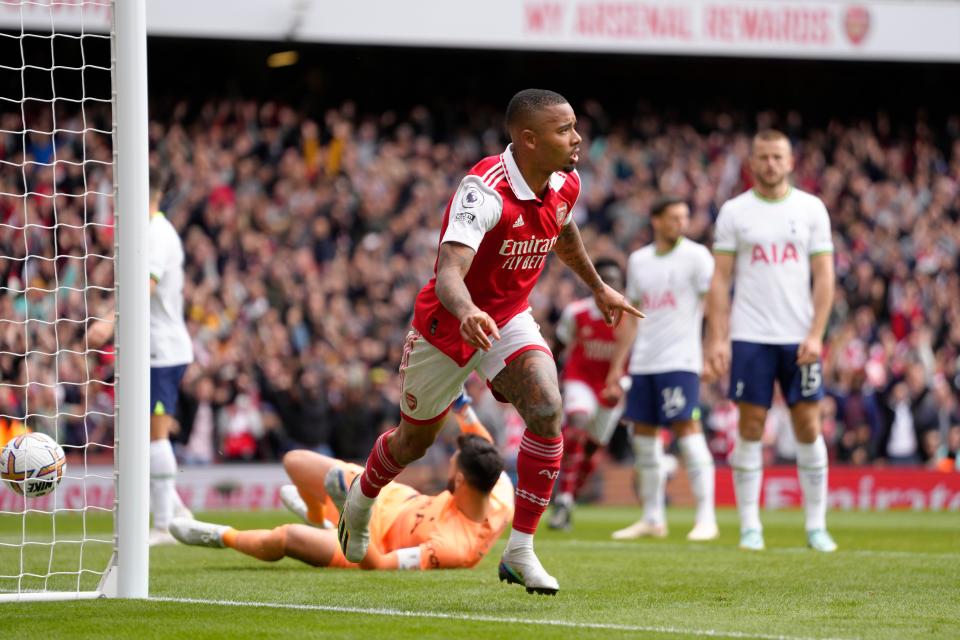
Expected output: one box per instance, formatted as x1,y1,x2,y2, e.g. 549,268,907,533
1,506,957,639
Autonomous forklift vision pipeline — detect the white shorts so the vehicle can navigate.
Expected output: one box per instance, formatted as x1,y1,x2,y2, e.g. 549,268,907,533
399,309,551,424
562,380,623,446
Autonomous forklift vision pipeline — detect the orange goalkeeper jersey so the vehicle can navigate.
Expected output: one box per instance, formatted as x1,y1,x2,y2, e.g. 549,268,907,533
326,465,514,570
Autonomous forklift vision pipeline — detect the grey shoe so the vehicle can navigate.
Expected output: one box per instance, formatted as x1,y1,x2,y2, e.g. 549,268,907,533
325,466,349,512
547,499,572,531
169,517,227,548
336,477,373,563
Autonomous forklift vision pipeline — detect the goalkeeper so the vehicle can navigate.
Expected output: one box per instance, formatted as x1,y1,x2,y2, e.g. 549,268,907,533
171,397,513,570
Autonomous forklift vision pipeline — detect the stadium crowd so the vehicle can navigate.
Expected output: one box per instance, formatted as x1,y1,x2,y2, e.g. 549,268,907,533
2,98,959,471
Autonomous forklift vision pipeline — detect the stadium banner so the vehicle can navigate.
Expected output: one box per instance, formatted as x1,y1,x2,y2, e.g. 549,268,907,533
714,466,960,511
2,463,956,512
3,1,959,62
294,0,960,62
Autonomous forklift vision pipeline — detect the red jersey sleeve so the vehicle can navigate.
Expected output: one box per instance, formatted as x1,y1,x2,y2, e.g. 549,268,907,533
557,169,581,225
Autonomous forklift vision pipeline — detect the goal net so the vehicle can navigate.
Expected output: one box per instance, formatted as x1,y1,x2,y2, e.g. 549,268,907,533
0,0,148,601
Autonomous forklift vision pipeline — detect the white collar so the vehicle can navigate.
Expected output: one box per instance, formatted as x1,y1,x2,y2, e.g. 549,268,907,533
501,144,537,201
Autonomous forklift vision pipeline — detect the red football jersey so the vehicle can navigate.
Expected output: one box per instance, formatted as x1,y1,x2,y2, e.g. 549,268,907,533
556,298,619,407
413,145,580,366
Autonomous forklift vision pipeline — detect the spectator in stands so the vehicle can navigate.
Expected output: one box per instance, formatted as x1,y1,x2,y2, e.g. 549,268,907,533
877,364,940,465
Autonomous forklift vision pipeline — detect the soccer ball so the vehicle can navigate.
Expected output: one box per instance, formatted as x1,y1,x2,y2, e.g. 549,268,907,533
0,432,67,498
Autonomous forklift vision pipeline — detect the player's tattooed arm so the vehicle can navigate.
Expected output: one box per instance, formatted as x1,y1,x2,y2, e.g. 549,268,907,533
436,242,501,350
554,222,644,326
435,242,479,319
553,221,604,291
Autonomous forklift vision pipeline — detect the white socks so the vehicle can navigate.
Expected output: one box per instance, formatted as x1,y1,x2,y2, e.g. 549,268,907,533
796,436,828,532
505,529,534,556
149,439,178,531
170,487,189,516
729,436,763,533
632,435,665,525
678,433,716,526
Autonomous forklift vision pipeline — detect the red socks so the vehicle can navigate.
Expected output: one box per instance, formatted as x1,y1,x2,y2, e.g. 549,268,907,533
359,428,403,499
513,430,563,534
559,426,587,496
575,439,599,496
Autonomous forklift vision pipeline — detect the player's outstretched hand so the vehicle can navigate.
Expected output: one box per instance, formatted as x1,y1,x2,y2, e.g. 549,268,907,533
796,334,823,365
459,308,501,352
593,283,644,327
704,340,731,381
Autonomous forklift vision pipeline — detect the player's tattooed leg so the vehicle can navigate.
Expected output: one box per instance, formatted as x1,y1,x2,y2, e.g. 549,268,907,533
492,350,563,438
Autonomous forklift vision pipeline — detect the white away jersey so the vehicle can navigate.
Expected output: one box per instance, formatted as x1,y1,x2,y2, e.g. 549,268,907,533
626,238,713,375
713,188,833,344
148,213,193,367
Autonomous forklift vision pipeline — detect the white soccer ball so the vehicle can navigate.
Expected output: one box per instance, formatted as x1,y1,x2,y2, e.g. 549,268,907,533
0,432,67,498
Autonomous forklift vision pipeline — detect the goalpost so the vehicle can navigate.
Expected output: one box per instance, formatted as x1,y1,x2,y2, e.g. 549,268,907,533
0,0,149,601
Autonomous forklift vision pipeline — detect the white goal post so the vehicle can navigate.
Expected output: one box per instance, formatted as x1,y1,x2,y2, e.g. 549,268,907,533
0,0,149,601
113,0,150,600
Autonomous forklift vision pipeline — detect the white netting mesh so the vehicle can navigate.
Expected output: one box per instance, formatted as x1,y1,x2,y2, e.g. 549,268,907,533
0,0,116,596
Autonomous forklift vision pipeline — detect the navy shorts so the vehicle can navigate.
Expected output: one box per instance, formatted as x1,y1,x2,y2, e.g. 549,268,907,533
150,364,187,417
729,341,824,408
624,371,700,426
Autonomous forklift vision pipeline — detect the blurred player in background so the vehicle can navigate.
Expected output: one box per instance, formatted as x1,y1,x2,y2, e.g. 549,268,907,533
606,197,718,541
171,400,514,571
336,88,642,595
90,174,193,545
705,130,837,552
548,258,626,531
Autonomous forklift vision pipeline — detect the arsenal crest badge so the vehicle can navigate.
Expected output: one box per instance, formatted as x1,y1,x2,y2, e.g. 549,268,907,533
556,202,569,225
843,6,870,46
405,392,418,412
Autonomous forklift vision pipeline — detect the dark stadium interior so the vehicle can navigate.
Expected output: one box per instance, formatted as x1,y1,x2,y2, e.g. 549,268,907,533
4,32,957,123
144,38,960,124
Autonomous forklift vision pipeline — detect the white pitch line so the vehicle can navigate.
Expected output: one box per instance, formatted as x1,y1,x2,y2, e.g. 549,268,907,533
152,596,856,640
548,540,960,560
0,535,952,560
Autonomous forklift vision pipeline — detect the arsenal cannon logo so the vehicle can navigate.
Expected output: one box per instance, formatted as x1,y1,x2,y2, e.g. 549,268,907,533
843,5,870,46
